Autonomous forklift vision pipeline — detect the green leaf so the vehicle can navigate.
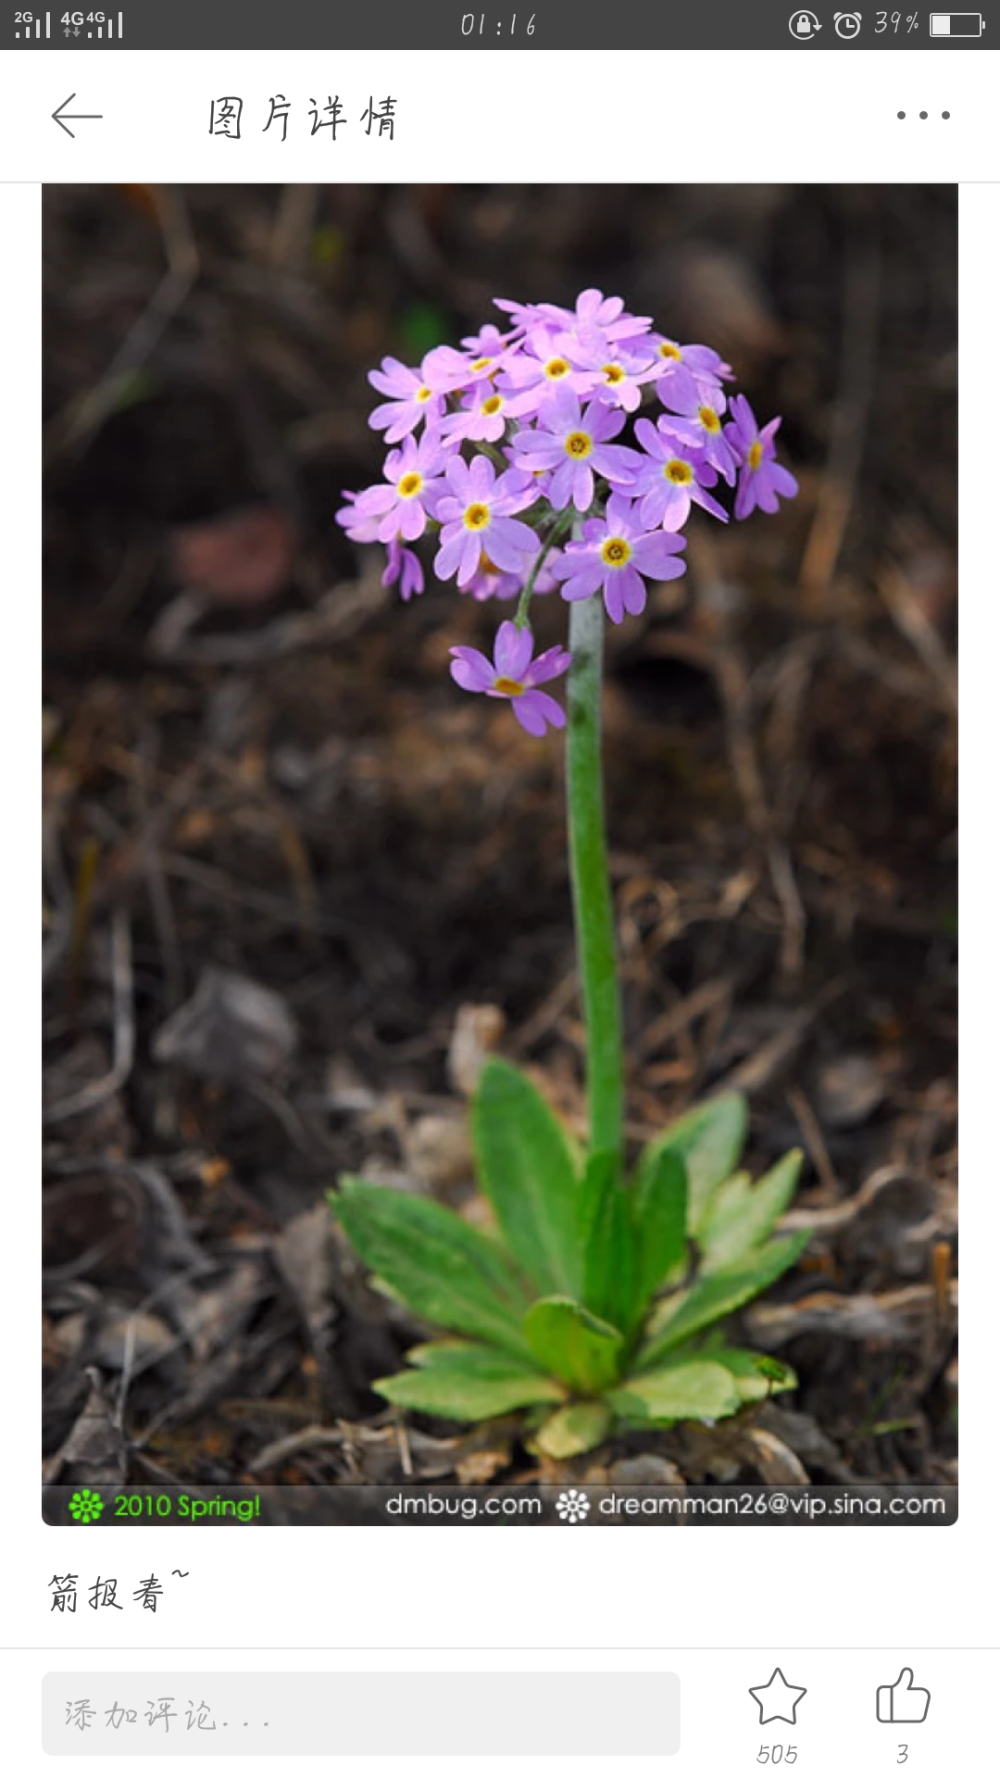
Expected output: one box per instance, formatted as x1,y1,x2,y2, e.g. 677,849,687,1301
333,1178,532,1361
472,1057,583,1297
533,1400,612,1459
580,1149,637,1332
637,1232,811,1368
374,1341,563,1420
637,1092,747,1236
708,1347,798,1404
631,1146,688,1308
699,1150,803,1272
523,1297,624,1395
608,1358,743,1423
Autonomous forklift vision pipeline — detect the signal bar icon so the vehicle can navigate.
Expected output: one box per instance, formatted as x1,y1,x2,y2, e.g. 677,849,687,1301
14,12,125,38
83,12,124,37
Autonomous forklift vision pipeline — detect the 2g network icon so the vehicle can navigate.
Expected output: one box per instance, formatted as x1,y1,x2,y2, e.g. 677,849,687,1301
834,11,864,36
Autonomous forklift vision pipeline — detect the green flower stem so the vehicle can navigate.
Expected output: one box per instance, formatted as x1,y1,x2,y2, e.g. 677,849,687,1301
514,511,572,630
566,591,624,1161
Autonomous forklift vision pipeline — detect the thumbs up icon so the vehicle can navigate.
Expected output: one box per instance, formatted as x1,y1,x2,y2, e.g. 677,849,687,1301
876,1669,931,1724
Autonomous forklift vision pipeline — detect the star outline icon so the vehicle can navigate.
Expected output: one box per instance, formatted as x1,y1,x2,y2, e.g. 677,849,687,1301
749,1666,808,1725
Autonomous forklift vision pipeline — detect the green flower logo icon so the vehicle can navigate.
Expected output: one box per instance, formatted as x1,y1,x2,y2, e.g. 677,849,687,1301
68,1488,105,1524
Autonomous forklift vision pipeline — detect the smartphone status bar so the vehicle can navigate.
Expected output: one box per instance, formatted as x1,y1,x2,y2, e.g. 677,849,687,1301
3,2,994,51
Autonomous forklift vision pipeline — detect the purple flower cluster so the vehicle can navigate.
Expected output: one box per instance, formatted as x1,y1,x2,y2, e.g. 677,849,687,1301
337,291,798,735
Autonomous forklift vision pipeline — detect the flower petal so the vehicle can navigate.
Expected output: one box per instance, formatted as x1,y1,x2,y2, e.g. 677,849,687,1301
449,647,496,693
513,690,565,736
495,620,534,680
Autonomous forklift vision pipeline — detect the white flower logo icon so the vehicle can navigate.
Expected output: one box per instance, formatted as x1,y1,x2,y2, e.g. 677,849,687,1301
555,1488,591,1524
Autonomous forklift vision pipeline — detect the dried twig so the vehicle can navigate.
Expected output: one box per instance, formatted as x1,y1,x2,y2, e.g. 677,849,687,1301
44,911,135,1125
878,564,957,713
800,238,881,603
45,186,199,464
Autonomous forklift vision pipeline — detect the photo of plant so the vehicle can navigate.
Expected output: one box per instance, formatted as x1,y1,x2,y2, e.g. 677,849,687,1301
43,185,956,1497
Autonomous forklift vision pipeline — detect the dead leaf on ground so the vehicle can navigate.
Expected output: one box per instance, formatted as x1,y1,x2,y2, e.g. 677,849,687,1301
153,968,298,1081
169,505,296,606
447,1003,505,1096
746,1281,958,1347
404,1113,473,1191
608,1454,685,1487
455,1442,512,1485
815,1053,888,1128
44,1367,127,1487
272,1204,337,1352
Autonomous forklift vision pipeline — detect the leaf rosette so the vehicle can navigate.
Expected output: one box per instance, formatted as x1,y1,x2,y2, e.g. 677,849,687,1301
331,1066,808,1458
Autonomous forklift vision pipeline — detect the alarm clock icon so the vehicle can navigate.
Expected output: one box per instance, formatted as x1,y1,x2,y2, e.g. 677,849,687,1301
834,11,864,36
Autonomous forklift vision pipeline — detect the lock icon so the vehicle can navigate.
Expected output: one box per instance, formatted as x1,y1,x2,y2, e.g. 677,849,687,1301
789,9,822,36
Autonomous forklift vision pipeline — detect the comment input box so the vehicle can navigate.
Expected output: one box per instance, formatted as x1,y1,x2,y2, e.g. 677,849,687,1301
44,1671,681,1756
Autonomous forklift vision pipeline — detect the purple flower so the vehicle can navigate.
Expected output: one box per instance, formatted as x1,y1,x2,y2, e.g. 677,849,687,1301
337,492,427,599
382,536,424,601
551,493,687,624
462,555,558,603
348,433,448,544
657,388,738,486
631,418,729,531
500,327,602,419
422,338,513,395
438,382,512,445
450,621,571,736
367,356,447,443
493,297,556,336
539,288,653,351
335,488,381,544
461,558,522,602
433,454,539,590
724,395,799,520
340,297,796,632
511,390,641,512
461,321,515,357
565,342,662,413
651,337,732,412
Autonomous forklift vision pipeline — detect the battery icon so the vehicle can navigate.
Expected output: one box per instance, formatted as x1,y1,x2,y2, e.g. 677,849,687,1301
929,11,986,31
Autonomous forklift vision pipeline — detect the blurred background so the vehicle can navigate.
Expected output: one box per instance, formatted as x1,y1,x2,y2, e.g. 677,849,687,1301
43,184,957,1492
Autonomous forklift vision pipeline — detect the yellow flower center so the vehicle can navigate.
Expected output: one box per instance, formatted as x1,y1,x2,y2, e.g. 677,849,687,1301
479,551,499,575
665,459,693,485
698,406,721,434
493,676,525,697
470,355,493,374
397,471,424,498
602,363,625,385
415,385,432,403
544,357,571,381
600,536,631,568
565,430,593,459
463,502,491,532
481,394,503,416
659,341,681,362
748,440,763,470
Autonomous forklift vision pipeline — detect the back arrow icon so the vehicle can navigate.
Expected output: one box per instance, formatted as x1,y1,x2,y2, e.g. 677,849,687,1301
52,94,103,138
